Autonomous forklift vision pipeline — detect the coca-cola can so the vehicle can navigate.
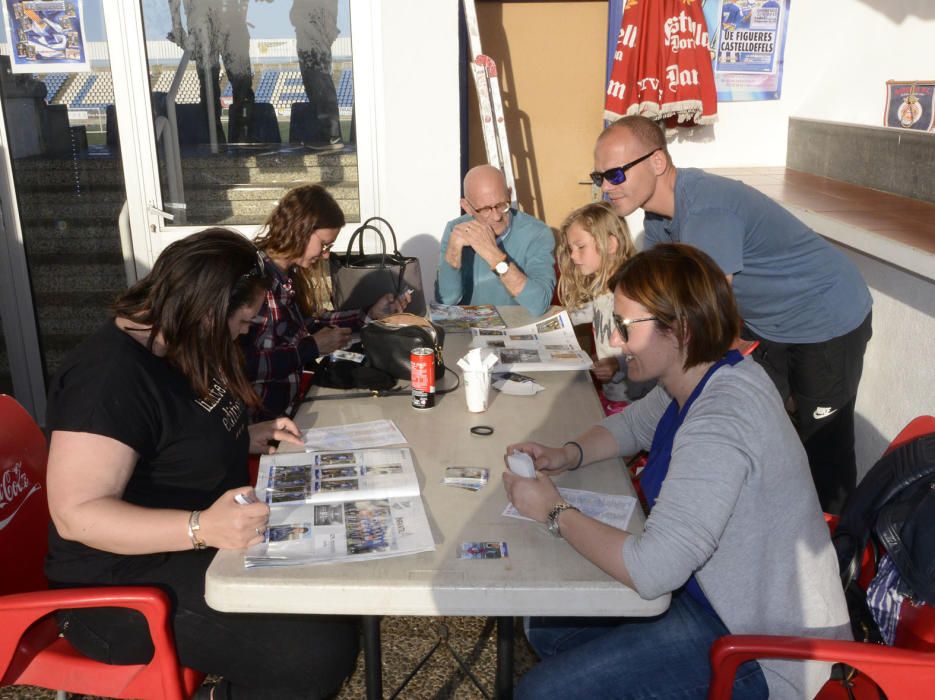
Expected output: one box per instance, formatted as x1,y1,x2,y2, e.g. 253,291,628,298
410,347,435,409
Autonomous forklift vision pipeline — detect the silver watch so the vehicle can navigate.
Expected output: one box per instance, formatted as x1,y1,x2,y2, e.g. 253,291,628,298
493,259,509,276
546,502,580,538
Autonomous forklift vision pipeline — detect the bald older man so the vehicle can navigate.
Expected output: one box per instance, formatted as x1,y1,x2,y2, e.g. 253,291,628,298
593,115,872,514
435,165,555,316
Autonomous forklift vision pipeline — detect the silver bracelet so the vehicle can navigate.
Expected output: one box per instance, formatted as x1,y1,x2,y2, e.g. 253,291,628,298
563,441,584,471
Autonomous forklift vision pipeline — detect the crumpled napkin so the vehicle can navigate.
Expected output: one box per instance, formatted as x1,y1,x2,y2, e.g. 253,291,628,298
491,373,545,396
457,347,499,373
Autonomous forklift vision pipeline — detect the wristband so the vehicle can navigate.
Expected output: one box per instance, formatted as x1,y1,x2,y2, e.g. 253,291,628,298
187,510,207,550
563,441,584,471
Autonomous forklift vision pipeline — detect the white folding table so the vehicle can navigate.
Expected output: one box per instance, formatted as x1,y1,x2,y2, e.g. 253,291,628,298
205,307,670,698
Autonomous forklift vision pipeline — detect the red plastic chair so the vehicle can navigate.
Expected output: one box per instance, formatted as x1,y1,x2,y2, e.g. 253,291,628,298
708,416,935,700
0,394,205,700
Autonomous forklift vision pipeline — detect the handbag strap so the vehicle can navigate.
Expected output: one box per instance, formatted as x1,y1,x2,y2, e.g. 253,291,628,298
300,365,461,402
341,224,388,268
361,216,400,256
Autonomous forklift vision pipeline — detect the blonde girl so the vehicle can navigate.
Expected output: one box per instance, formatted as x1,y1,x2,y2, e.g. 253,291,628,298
557,202,651,407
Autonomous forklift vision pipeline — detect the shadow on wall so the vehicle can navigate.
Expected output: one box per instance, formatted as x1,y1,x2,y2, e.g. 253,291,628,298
854,412,887,483
854,0,935,21
400,233,442,303
466,4,546,223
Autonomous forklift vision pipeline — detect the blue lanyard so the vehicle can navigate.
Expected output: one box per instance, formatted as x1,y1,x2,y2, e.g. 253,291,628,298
638,350,743,615
641,350,743,508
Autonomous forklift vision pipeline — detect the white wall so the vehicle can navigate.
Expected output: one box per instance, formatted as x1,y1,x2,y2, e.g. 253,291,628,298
841,246,935,473
380,0,935,288
671,0,935,167
373,1,932,478
364,0,462,297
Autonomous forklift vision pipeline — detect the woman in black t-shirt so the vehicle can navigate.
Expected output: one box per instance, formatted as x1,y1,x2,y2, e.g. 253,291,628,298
45,229,360,700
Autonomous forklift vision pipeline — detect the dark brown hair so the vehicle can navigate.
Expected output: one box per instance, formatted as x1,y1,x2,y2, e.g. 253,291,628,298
112,228,270,406
608,243,739,370
253,184,346,315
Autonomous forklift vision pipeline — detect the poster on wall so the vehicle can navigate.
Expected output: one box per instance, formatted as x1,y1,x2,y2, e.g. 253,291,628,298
703,0,790,102
883,81,935,131
1,0,89,74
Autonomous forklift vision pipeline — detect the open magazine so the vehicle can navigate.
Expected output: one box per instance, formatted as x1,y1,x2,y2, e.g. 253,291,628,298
469,310,593,372
429,303,507,333
245,448,435,568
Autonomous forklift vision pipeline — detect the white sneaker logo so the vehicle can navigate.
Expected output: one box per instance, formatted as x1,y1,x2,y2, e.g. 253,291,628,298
813,406,837,420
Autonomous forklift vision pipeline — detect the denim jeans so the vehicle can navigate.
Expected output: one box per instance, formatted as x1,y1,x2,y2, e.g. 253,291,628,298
516,591,768,699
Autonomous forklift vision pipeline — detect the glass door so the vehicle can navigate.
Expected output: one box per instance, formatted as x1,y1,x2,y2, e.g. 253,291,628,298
0,0,376,418
0,0,131,419
133,0,370,258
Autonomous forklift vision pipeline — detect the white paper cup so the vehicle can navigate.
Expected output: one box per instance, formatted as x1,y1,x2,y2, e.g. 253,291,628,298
463,370,490,413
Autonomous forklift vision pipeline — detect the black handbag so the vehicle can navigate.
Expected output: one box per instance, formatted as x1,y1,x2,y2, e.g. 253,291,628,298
360,313,445,381
330,217,426,316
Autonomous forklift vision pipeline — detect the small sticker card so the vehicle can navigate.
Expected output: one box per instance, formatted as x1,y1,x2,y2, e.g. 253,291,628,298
459,541,509,559
443,467,490,491
331,349,365,363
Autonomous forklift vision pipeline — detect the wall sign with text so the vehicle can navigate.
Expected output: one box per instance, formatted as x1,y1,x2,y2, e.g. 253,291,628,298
703,0,790,102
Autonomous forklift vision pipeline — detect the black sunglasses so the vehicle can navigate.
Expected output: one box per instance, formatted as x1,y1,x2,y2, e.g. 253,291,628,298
612,314,658,343
241,250,265,281
589,148,660,187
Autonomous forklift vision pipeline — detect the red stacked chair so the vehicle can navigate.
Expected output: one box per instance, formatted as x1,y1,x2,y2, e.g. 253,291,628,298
0,394,205,700
707,416,935,700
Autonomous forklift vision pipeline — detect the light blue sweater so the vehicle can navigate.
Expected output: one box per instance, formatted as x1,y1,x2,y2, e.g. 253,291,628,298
435,210,555,316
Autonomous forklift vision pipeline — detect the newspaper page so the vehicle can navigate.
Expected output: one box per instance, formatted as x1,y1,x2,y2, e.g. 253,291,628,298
246,447,435,567
502,487,638,531
469,310,592,372
429,303,507,333
302,419,406,451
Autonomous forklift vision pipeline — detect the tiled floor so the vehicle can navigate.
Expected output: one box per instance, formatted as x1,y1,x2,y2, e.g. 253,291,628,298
0,615,539,699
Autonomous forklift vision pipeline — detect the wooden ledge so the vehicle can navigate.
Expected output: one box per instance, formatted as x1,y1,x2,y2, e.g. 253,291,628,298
707,167,935,281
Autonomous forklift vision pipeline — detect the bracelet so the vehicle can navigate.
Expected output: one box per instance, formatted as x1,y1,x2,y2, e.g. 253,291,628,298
187,510,207,550
563,441,584,471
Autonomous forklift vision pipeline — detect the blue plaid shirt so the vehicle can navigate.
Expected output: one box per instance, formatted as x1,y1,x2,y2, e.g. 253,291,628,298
241,252,364,420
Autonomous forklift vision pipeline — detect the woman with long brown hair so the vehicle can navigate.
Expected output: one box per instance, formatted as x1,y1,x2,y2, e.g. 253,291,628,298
244,183,407,418
45,228,360,699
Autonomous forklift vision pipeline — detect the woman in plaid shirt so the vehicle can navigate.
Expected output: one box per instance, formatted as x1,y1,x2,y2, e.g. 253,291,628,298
242,184,407,419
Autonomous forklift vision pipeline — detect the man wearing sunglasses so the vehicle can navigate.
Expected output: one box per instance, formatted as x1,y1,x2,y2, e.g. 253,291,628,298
593,115,872,516
436,164,555,316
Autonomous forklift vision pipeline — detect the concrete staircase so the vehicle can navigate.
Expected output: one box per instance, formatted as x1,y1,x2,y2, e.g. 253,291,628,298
0,145,359,392
175,147,360,224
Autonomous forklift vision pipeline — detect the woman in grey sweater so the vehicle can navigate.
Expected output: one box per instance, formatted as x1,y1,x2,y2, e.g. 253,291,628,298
504,244,850,699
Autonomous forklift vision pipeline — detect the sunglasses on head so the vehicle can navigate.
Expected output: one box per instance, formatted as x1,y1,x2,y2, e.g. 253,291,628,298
612,314,658,343
589,148,660,187
241,250,265,281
